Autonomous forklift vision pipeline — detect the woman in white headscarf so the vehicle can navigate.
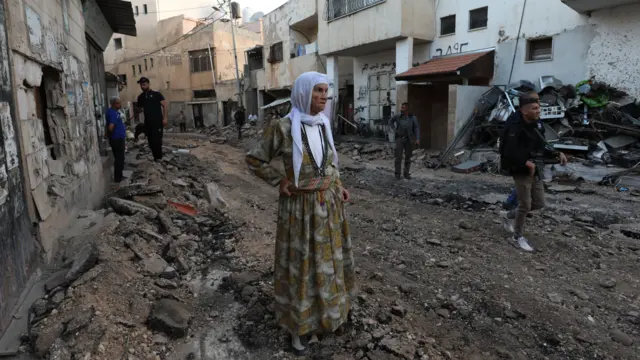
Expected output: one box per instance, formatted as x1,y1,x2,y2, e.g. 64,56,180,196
246,72,356,355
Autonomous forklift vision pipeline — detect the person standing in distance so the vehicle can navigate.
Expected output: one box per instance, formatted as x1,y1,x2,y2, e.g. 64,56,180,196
389,102,420,180
105,97,127,184
136,77,168,161
235,106,246,140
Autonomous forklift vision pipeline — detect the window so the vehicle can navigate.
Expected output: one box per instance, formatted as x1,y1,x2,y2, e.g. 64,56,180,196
138,64,142,73
143,4,148,14
527,37,553,62
132,65,136,76
144,59,148,71
269,42,284,63
325,0,385,21
118,74,127,84
469,7,488,30
114,38,123,49
135,6,139,15
440,15,456,36
150,58,154,68
193,89,216,99
189,49,212,73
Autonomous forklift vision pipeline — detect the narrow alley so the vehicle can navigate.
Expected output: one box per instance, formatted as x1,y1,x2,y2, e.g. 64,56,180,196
11,130,637,360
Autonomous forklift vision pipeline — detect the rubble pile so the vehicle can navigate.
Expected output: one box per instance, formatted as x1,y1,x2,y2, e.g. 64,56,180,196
336,141,434,165
199,123,263,144
24,144,237,360
444,77,640,188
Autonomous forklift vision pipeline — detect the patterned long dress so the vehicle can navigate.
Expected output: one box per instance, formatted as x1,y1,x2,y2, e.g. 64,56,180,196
246,117,357,336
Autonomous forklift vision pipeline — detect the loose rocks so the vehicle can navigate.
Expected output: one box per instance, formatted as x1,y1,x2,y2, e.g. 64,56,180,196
147,299,192,338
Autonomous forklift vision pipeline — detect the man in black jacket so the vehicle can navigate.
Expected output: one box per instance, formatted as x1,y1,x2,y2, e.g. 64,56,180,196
499,93,567,251
235,106,245,140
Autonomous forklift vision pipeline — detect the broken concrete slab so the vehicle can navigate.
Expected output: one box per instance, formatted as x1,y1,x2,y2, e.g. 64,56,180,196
44,270,70,293
65,243,99,282
547,184,578,193
204,182,228,210
114,184,163,199
32,181,53,221
143,254,170,276
109,197,158,219
122,170,134,179
172,179,188,187
147,299,192,338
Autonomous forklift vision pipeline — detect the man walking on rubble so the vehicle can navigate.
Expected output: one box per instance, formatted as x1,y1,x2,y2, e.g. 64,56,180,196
389,102,420,180
235,106,245,140
136,77,168,161
500,92,567,251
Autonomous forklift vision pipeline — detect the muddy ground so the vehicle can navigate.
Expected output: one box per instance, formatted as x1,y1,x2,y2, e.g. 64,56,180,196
20,127,640,360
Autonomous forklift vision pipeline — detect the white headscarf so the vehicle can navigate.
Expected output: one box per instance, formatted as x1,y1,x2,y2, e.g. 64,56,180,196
288,71,339,187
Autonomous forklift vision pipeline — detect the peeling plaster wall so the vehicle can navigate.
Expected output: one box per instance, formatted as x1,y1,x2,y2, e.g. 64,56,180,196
0,0,37,335
586,5,640,98
5,0,106,259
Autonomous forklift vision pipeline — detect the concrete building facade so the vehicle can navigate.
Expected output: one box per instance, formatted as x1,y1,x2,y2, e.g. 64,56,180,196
0,0,135,335
427,0,640,97
105,14,262,127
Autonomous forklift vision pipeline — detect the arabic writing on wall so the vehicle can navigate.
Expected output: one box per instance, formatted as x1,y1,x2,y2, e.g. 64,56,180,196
435,42,469,56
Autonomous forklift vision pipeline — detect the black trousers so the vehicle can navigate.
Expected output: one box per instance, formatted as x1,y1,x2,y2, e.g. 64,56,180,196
145,123,164,160
110,138,126,183
180,122,186,132
236,122,244,139
394,137,413,177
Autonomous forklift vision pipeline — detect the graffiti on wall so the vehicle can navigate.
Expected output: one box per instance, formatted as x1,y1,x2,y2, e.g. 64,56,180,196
361,62,396,74
435,42,469,56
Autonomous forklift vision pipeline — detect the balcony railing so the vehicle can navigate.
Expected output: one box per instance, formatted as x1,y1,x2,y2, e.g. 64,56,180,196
323,0,385,21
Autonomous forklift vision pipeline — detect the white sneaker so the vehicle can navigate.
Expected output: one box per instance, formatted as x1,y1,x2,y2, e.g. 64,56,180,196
512,235,534,252
501,211,515,233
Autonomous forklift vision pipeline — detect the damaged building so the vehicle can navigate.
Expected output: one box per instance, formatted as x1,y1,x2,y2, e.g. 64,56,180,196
0,0,136,338
104,7,263,128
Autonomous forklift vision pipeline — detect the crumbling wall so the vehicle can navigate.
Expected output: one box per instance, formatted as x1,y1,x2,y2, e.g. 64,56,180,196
0,0,38,335
587,4,640,99
6,0,106,259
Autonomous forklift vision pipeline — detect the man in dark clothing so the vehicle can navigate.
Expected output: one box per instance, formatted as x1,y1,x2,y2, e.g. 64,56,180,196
136,77,168,161
389,102,420,180
179,111,187,132
134,123,145,141
105,97,126,183
235,106,245,140
499,93,567,251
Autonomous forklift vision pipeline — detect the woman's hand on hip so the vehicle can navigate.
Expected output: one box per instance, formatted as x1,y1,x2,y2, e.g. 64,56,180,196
279,178,292,197
341,188,350,202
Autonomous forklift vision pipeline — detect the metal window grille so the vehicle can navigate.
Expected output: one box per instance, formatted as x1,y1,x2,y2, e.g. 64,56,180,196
469,7,488,30
189,50,213,73
323,0,385,21
440,15,456,35
269,42,284,63
527,38,553,61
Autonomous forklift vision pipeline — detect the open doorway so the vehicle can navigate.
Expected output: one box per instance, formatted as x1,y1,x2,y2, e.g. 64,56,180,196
192,104,203,128
33,67,64,160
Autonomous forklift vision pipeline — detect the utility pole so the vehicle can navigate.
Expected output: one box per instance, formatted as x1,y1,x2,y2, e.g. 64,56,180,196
228,1,243,107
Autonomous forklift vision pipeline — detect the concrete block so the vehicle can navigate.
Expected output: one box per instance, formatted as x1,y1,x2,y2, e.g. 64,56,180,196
32,180,52,221
71,160,87,177
47,158,66,177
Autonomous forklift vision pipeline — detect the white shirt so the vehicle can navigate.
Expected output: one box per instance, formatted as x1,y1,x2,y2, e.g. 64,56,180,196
303,123,324,168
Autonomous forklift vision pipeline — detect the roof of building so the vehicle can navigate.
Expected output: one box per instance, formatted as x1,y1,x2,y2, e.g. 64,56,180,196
395,50,494,81
96,0,137,36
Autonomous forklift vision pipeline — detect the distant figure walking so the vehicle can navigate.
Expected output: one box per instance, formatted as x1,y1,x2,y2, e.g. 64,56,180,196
235,106,245,139
105,97,126,183
136,77,168,161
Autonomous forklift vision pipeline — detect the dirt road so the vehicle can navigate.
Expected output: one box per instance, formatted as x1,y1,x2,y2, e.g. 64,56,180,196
176,135,640,359
22,132,640,360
